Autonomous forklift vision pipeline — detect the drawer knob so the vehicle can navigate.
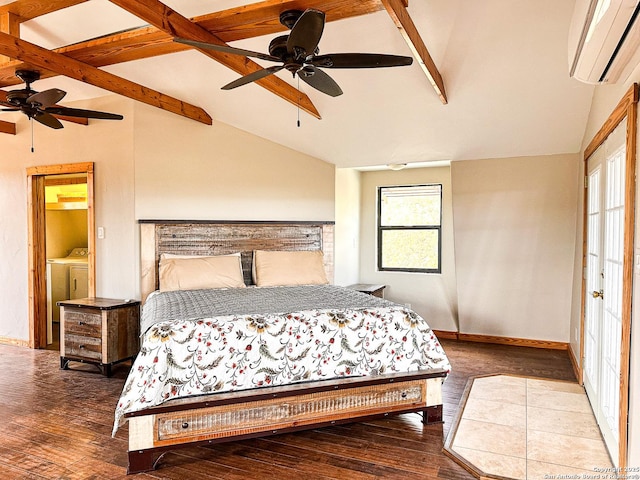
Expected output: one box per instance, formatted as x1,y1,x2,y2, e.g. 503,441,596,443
79,345,85,349
181,422,189,429
79,321,86,326
401,392,407,398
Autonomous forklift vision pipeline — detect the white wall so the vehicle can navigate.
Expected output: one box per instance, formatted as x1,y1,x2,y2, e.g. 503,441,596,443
0,95,136,341
0,96,335,343
0,142,30,341
358,166,458,332
451,154,580,342
334,168,361,286
568,153,585,359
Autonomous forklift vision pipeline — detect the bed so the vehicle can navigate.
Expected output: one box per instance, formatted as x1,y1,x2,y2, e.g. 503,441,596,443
116,221,451,474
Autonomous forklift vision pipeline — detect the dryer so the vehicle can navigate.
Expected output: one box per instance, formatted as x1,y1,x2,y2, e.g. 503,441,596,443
46,248,88,344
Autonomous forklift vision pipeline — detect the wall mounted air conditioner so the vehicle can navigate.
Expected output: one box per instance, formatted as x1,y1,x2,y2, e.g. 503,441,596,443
569,0,640,84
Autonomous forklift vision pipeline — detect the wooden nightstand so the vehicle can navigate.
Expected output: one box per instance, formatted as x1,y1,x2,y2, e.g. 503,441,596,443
347,283,386,298
58,297,140,377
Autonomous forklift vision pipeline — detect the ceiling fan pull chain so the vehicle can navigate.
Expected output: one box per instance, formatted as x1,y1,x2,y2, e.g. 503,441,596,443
31,118,34,153
297,76,301,128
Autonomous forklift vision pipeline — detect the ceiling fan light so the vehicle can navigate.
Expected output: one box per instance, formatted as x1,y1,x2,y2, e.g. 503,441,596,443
387,163,407,171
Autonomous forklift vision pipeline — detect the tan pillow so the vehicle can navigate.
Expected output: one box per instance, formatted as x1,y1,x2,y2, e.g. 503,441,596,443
253,250,329,287
159,255,246,291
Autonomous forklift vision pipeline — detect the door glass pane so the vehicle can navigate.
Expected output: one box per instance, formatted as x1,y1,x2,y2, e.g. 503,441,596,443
585,166,601,390
601,145,625,442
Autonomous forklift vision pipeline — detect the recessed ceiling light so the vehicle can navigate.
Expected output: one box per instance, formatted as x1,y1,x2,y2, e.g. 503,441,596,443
387,163,407,171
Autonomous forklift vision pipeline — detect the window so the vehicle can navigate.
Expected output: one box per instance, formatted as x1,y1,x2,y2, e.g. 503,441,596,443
377,184,442,273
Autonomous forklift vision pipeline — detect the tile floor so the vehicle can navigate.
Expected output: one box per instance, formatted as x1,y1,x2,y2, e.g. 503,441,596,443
445,375,613,480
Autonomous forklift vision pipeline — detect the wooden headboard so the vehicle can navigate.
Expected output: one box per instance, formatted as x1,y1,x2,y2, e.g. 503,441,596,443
139,220,335,302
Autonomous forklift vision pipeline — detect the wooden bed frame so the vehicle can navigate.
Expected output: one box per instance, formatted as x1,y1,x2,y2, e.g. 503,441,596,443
127,220,446,474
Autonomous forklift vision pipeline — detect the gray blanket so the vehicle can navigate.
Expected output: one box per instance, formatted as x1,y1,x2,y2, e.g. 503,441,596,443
141,284,396,333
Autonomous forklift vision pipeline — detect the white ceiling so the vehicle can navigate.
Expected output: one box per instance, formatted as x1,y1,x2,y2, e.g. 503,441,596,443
4,0,595,168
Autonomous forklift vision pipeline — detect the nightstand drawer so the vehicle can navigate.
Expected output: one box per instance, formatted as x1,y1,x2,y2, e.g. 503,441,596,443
347,284,386,298
63,309,102,337
64,334,102,360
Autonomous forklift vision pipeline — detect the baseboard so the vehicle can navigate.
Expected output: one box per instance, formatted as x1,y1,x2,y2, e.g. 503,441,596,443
0,336,29,347
458,333,568,350
432,330,459,340
568,344,582,384
434,330,568,350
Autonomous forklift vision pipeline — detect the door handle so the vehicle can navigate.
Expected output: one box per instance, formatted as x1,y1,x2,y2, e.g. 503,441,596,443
592,290,604,299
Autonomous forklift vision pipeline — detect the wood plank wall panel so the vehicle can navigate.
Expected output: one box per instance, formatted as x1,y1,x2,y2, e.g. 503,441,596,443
141,221,335,301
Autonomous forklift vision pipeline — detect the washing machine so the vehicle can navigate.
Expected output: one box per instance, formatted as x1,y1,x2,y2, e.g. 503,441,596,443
46,248,88,344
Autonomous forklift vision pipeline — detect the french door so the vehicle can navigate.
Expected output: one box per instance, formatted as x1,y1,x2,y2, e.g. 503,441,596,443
584,122,626,465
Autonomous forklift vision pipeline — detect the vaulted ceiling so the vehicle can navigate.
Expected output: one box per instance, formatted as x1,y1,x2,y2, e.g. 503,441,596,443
0,0,595,167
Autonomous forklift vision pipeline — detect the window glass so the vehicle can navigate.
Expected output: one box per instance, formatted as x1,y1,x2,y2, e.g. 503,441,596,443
380,185,441,226
378,184,442,273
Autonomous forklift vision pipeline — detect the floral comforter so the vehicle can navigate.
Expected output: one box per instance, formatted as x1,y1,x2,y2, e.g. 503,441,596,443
112,285,451,435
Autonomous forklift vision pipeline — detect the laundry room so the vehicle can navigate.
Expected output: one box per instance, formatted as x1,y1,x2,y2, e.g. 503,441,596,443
44,174,89,348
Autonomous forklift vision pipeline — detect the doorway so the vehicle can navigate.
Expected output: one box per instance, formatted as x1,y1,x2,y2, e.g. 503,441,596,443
580,83,637,468
27,162,95,349
584,122,626,464
44,174,90,350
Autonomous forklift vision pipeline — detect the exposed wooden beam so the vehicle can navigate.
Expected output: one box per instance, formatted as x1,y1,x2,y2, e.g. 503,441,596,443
0,89,16,133
45,176,87,186
0,6,87,127
0,31,212,125
195,0,384,43
0,118,16,134
108,0,321,120
0,0,385,88
380,0,447,104
0,12,20,64
0,0,87,21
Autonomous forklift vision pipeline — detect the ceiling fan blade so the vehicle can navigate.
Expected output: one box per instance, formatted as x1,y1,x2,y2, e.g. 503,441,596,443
287,9,325,58
222,65,284,90
299,68,343,97
311,53,414,69
174,38,281,63
1,108,19,111
33,112,64,129
27,88,66,107
44,106,123,120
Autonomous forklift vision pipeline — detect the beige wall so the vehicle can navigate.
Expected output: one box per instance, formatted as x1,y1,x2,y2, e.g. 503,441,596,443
133,103,335,222
358,166,458,332
334,168,361,286
451,154,580,342
45,209,88,259
0,96,335,343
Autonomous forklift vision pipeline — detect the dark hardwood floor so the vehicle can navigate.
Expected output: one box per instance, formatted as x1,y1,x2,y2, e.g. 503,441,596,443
0,339,576,479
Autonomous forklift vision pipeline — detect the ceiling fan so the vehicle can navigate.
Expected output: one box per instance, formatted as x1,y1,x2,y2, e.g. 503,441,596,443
0,70,124,129
175,9,413,97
